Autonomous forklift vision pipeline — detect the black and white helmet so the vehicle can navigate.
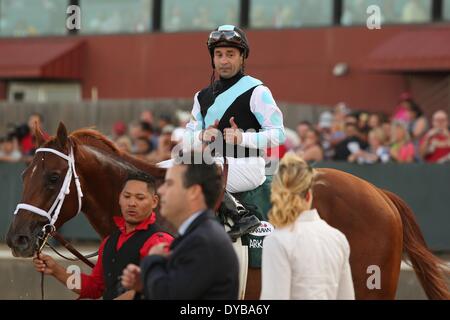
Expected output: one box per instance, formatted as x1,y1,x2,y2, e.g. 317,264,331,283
207,25,250,59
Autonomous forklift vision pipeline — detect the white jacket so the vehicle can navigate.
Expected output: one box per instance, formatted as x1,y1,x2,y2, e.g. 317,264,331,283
260,209,355,300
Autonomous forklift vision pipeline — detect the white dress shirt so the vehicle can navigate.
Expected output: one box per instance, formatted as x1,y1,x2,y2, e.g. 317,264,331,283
178,211,203,236
260,209,355,300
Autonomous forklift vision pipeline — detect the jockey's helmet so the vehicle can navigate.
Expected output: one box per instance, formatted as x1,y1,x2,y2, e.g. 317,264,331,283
207,25,250,59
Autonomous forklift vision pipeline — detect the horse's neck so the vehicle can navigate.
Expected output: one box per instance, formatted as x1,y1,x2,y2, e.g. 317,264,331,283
74,144,166,238
76,146,128,238
121,152,166,180
81,196,119,238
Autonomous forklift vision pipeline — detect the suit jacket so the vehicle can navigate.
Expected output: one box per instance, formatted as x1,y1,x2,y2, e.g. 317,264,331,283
140,210,240,300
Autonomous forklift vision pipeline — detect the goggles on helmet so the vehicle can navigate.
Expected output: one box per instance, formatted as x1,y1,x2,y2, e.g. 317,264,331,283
207,30,243,47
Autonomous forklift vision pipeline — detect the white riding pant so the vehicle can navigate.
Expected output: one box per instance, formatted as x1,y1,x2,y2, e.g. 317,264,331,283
157,156,266,193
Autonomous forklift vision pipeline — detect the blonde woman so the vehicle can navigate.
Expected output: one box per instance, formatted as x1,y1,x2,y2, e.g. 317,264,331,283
260,154,355,300
348,128,390,164
390,121,415,163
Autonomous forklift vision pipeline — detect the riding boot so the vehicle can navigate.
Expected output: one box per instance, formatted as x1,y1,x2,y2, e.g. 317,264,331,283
220,192,261,242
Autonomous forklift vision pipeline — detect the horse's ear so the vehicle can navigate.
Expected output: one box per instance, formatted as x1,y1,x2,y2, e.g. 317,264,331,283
33,123,46,147
56,122,68,148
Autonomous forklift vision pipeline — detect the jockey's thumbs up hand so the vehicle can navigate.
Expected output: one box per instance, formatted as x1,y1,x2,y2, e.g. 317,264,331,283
229,117,238,129
201,119,221,143
224,117,243,145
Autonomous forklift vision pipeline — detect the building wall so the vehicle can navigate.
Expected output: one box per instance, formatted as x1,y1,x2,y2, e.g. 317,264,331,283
0,81,6,100
3,24,450,113
407,74,450,117
76,25,416,112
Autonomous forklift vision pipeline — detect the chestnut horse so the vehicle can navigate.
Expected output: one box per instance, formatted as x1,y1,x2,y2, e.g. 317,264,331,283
6,123,449,299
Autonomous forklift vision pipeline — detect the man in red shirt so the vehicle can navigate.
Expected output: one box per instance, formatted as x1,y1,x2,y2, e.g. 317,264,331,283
33,172,173,300
20,113,50,155
420,110,450,163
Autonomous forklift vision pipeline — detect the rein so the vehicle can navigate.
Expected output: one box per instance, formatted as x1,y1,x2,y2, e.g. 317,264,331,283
48,232,96,268
214,156,229,212
35,227,97,300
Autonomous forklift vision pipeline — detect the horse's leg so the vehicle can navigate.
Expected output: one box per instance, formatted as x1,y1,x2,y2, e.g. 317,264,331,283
244,268,261,300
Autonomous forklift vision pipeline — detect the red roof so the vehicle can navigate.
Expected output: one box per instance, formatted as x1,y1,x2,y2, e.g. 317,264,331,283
0,38,84,79
364,28,450,72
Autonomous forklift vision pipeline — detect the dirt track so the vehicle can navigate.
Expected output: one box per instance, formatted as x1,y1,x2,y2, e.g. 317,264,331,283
2,244,447,300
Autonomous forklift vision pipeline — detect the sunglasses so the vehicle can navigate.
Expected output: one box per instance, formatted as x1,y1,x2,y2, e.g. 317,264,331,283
208,30,242,46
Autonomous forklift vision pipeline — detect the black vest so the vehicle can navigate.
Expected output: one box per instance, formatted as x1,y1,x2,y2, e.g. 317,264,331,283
198,72,262,158
102,223,163,300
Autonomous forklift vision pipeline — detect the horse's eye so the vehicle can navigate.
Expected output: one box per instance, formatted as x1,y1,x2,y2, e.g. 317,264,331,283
48,173,60,184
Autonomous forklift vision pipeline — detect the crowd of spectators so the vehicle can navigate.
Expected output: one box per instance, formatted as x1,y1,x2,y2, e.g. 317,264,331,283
290,95,450,164
0,110,190,165
1,93,449,165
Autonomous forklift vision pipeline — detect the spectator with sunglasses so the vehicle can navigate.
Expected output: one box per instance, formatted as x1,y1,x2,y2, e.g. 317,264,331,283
182,25,286,240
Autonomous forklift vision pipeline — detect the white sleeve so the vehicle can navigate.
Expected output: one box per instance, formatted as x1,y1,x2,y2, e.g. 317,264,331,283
183,92,204,150
240,85,286,149
337,239,355,300
260,234,291,299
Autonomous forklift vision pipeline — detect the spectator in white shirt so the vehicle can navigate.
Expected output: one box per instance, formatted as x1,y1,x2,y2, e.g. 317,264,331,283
260,153,355,300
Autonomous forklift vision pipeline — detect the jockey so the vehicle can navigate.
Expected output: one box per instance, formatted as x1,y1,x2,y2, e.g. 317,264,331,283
179,25,286,240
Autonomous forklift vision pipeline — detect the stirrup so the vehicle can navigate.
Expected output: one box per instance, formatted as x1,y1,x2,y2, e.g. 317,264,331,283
227,218,261,242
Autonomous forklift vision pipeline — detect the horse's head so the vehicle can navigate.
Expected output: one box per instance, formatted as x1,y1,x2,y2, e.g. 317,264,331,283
6,122,81,257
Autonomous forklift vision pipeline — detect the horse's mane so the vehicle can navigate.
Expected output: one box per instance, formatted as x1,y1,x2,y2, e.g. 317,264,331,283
67,128,167,179
70,128,121,155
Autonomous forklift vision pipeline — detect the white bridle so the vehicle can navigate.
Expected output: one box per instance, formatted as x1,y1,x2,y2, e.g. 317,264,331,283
14,146,84,226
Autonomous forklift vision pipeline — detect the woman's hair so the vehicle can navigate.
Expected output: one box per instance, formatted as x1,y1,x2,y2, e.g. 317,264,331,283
306,128,321,144
269,153,317,228
391,121,410,144
368,128,386,145
405,99,424,118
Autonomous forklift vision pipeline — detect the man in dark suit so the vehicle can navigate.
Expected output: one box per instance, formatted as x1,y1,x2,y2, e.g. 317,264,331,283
121,152,240,299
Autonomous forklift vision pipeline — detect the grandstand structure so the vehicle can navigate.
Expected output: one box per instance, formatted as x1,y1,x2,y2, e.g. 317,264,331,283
0,0,449,119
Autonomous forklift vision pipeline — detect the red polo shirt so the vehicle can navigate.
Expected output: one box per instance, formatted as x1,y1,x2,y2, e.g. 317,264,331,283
421,133,450,163
21,131,50,155
78,212,173,299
